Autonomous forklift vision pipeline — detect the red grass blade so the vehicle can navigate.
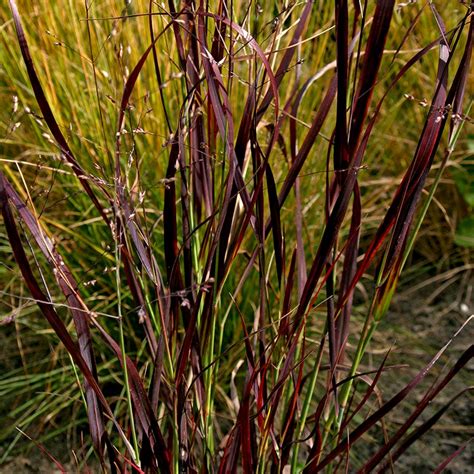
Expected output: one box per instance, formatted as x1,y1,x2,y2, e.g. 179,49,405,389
8,0,110,223
377,388,474,472
313,322,473,471
0,173,127,468
433,438,473,474
0,174,112,467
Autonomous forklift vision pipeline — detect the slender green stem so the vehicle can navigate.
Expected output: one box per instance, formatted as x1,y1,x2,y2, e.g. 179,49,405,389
291,334,325,472
115,238,140,465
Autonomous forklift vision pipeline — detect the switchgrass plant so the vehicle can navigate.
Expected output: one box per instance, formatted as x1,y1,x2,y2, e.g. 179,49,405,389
0,0,473,472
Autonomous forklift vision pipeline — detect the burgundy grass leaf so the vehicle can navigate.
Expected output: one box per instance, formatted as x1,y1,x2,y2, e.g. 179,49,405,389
280,249,297,338
266,164,283,285
1,174,172,472
348,0,396,153
16,429,68,473
361,351,474,473
8,0,110,223
0,174,128,468
433,438,473,474
314,324,472,471
1,174,111,467
276,75,337,213
334,0,349,177
336,19,471,311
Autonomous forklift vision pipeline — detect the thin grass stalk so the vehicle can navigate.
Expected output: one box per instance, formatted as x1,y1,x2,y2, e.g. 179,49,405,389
115,237,140,465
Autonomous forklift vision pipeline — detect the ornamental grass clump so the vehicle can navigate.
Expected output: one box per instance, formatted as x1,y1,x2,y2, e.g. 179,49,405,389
0,0,472,472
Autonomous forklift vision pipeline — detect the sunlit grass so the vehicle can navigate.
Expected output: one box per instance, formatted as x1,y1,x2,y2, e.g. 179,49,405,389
0,0,472,472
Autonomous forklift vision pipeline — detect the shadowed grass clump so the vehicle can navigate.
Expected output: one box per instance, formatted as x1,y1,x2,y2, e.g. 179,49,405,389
0,0,473,472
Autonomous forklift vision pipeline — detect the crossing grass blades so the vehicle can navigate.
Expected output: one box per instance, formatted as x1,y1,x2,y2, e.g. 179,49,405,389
1,0,473,472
